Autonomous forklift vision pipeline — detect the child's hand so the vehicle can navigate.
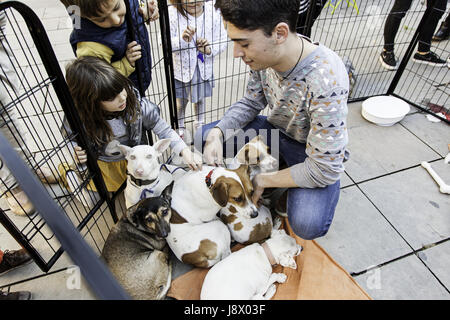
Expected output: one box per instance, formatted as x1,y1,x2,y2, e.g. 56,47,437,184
139,0,159,23
180,147,203,171
125,41,142,67
182,26,196,43
196,38,211,55
74,146,87,164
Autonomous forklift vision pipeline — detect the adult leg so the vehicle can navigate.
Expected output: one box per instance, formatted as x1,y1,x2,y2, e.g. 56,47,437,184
417,0,447,51
383,0,413,52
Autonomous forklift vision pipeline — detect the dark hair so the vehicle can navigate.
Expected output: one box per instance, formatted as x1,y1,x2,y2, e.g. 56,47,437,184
60,0,111,18
215,0,300,36
65,56,138,146
168,0,189,19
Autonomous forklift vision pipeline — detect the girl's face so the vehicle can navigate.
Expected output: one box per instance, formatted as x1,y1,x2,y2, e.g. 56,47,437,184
100,89,127,113
89,0,126,28
182,0,204,16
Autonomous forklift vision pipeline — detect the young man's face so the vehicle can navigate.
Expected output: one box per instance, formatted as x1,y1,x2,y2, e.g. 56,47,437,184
87,0,126,28
226,22,281,71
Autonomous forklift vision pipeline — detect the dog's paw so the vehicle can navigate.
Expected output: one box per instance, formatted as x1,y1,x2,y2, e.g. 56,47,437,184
275,273,287,283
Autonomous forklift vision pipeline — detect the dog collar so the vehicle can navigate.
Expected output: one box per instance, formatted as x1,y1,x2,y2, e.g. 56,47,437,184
261,242,277,266
127,171,158,187
205,169,215,188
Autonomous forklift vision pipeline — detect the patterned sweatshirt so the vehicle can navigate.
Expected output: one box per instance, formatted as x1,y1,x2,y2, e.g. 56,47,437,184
216,39,350,188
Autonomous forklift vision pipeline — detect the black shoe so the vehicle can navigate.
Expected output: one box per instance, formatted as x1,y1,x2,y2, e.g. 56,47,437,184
0,249,32,276
0,291,32,300
432,24,449,42
379,50,398,70
412,51,446,67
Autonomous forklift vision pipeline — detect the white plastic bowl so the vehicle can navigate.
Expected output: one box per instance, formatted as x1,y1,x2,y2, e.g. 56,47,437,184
361,96,410,126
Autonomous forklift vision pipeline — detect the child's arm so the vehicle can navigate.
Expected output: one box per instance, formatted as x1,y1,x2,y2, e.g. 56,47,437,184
139,0,159,23
140,98,202,170
76,42,136,77
209,9,228,57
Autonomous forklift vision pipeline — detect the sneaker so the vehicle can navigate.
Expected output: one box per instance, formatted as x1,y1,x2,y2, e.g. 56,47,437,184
0,249,32,276
379,50,398,71
0,291,32,300
4,189,35,216
412,51,446,67
432,23,449,42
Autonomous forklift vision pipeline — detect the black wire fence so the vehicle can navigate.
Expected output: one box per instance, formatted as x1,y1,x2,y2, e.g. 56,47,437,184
0,0,448,286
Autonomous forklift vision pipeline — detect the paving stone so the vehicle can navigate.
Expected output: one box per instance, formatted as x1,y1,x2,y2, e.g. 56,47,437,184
344,110,441,183
354,254,450,300
419,241,450,290
359,162,450,250
316,186,411,274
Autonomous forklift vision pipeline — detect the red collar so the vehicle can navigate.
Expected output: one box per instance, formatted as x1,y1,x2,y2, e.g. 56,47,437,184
205,169,214,188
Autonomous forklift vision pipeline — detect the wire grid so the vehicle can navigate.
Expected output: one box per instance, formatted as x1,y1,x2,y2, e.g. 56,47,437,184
310,0,449,116
0,5,117,271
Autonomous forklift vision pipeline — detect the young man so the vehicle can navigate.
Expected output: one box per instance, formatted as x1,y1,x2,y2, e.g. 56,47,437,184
195,0,349,240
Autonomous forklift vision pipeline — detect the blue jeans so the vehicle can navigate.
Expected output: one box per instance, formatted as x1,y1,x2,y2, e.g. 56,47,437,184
194,116,340,240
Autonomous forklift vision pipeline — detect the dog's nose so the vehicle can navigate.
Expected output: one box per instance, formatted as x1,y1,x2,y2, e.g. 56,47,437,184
250,209,258,218
135,168,144,176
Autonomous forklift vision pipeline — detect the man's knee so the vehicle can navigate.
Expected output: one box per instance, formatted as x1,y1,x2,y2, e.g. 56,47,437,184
287,216,331,240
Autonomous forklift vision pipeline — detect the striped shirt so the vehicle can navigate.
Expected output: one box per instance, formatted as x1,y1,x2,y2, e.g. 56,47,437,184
298,0,324,14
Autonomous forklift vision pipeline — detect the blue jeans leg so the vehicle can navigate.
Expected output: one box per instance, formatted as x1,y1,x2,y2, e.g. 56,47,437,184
194,116,341,240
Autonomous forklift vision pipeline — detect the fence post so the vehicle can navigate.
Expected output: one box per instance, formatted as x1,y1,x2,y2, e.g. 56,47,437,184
157,0,179,130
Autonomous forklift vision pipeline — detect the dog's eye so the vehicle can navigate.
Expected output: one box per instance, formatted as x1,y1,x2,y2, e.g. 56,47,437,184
234,196,243,202
250,190,254,197
130,155,136,160
146,154,152,159
162,209,169,216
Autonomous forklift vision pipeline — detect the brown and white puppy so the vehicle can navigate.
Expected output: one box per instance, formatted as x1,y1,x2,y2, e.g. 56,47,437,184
167,165,257,268
101,183,173,300
229,135,278,179
221,137,278,244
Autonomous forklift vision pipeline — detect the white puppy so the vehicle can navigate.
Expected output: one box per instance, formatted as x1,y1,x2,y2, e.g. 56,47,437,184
200,229,302,300
118,139,173,209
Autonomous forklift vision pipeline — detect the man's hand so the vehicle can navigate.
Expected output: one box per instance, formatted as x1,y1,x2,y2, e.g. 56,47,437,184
125,41,142,67
74,146,87,164
182,26,196,43
180,147,203,171
139,0,159,23
251,174,266,206
203,127,223,166
196,38,211,55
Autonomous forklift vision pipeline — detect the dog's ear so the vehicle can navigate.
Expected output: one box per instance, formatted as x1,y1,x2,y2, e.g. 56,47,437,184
161,181,174,202
153,138,171,156
211,180,228,207
235,145,249,165
125,202,141,228
279,253,297,269
117,144,132,158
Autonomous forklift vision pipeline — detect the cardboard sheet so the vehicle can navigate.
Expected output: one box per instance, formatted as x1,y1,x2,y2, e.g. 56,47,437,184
167,218,371,300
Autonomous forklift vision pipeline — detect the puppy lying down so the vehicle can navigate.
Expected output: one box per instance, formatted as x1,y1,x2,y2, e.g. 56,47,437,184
200,229,302,300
